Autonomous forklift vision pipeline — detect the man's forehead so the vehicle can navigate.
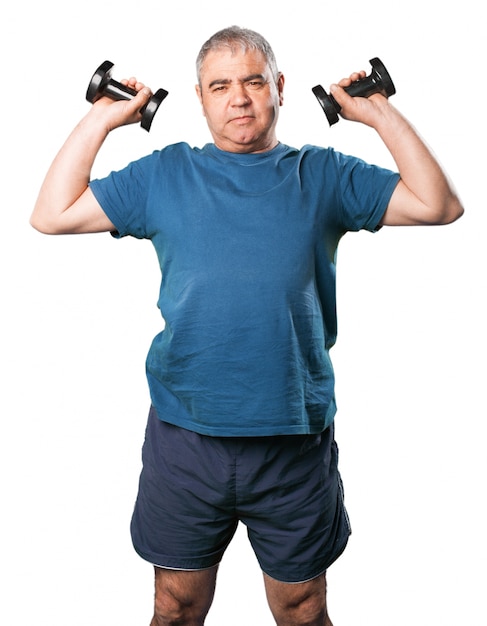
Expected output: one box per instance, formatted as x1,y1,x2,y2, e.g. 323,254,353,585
200,47,270,81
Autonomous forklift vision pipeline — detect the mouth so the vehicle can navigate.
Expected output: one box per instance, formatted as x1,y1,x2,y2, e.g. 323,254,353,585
229,115,255,124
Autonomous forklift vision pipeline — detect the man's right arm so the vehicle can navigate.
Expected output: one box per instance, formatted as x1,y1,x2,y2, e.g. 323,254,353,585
30,79,153,235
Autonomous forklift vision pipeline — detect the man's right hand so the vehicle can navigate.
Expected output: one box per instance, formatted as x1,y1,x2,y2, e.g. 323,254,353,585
89,77,154,133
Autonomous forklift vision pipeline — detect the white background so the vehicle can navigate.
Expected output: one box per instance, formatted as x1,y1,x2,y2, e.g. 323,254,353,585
1,1,485,624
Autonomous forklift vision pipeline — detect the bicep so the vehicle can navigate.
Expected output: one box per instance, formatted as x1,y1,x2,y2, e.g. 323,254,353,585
380,179,437,226
57,187,116,234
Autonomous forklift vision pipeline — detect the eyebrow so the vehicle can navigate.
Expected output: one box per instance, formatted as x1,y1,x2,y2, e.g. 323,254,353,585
208,73,267,89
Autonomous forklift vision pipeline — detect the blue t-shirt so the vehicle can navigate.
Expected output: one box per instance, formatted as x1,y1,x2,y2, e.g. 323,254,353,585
90,142,399,436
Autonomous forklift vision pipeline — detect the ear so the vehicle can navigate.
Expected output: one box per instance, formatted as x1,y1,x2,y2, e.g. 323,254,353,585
277,72,285,106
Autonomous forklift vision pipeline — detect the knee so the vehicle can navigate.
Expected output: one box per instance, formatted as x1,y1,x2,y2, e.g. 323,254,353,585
271,590,329,626
152,593,184,625
152,593,206,626
265,572,333,626
151,567,216,626
152,583,213,626
288,596,327,626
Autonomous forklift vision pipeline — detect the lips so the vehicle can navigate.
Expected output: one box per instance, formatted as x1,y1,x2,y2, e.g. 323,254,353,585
230,115,254,123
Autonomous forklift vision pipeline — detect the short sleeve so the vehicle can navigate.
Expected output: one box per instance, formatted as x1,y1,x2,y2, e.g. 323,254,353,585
333,151,400,232
90,152,157,239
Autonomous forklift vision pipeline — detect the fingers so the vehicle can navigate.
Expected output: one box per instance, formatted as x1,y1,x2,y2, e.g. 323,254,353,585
329,81,388,128
118,77,153,109
101,76,152,110
327,70,366,113
334,70,366,89
328,83,349,111
133,85,153,109
121,76,152,95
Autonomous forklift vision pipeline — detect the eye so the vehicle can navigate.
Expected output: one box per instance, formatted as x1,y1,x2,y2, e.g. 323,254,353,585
210,85,228,94
247,81,264,89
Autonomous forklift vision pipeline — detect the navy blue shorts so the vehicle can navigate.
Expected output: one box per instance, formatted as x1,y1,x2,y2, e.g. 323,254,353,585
130,407,351,583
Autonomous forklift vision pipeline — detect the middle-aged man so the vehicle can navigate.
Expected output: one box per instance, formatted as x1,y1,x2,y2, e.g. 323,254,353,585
30,26,463,626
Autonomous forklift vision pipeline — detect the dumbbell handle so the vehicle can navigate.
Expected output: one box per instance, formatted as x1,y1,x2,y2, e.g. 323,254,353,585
339,74,383,106
312,57,395,126
97,78,157,119
331,62,393,112
102,78,138,102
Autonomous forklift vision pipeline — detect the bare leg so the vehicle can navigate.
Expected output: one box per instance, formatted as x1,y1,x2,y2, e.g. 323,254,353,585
150,565,218,626
264,572,333,626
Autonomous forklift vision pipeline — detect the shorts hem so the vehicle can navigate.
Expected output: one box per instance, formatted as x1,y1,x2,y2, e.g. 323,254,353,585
133,545,223,572
153,563,220,572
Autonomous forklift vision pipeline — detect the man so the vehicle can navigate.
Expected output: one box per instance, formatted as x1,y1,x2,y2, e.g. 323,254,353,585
31,26,463,626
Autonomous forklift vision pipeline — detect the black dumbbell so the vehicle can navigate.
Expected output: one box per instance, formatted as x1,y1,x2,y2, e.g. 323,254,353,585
312,57,396,126
86,60,169,131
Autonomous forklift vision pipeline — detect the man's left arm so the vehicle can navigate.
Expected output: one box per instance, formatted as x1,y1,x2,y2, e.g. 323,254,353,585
330,74,464,226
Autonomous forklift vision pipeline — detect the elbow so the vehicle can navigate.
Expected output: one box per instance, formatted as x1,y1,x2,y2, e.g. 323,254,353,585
29,215,44,234
439,195,465,225
420,193,465,226
29,211,60,235
30,197,67,234
29,214,48,234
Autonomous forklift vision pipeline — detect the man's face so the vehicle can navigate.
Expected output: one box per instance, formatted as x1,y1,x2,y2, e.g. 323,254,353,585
195,47,284,154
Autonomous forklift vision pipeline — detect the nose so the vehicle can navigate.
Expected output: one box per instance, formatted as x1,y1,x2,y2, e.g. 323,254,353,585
230,83,251,106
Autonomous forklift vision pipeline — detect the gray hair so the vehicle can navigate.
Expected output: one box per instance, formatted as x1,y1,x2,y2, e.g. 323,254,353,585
196,26,279,85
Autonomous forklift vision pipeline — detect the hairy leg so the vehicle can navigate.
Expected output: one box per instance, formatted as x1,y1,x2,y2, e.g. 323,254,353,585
150,565,218,626
264,572,333,626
